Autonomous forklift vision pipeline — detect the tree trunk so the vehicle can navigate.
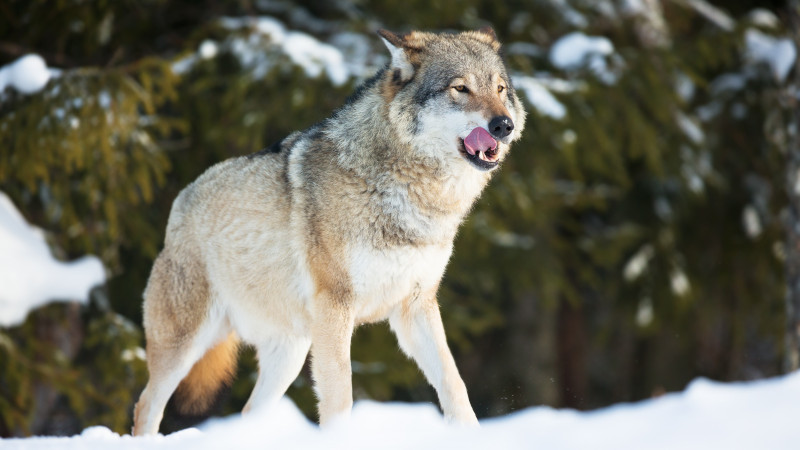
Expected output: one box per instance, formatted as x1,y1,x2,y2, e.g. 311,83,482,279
556,297,587,409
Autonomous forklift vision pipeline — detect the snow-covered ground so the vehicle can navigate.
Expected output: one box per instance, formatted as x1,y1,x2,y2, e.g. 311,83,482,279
5,371,799,449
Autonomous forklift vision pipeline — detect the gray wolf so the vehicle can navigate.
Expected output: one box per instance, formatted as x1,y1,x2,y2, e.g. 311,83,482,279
132,27,525,435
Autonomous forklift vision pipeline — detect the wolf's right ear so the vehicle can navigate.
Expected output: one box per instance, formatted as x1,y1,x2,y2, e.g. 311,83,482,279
377,29,416,83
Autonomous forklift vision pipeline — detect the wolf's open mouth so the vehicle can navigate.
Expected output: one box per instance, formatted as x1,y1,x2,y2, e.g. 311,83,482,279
459,127,499,170
459,139,499,170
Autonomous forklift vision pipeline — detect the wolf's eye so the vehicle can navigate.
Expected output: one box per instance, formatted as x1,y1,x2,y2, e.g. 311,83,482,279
453,85,469,93
498,85,506,93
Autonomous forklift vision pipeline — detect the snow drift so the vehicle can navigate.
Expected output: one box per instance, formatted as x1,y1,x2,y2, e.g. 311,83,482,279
5,371,799,449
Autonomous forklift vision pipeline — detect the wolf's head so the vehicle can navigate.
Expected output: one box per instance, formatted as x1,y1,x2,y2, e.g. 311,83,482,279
378,28,526,172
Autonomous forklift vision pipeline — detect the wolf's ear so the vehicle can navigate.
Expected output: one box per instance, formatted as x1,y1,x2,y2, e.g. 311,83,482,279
478,26,497,41
476,26,501,52
377,29,416,82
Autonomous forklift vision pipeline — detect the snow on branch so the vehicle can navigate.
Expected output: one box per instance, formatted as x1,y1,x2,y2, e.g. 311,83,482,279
549,32,619,84
678,0,735,31
0,54,60,95
745,29,797,83
174,16,367,87
0,192,105,327
512,75,568,120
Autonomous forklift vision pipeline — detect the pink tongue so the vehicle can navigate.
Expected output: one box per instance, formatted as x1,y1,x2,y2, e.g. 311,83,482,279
464,127,497,155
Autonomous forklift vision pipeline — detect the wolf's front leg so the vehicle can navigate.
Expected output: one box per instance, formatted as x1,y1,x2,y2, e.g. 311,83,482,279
389,293,479,426
310,302,355,425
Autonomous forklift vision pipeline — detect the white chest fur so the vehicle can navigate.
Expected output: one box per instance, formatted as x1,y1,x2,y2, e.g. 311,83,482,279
348,244,452,323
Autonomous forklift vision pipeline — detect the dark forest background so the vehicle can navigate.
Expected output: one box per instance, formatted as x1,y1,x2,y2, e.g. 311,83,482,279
1,0,798,437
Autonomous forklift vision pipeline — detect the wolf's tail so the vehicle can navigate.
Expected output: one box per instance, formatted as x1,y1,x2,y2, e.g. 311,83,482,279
174,333,240,415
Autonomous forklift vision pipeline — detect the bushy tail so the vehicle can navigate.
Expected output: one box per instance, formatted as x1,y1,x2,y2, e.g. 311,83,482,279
174,333,240,415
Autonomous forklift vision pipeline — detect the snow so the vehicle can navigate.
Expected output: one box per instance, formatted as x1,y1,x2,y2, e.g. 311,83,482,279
550,32,614,71
742,205,763,239
283,31,348,86
0,192,105,327
675,112,704,144
178,15,358,86
623,244,653,281
669,269,690,296
680,147,711,194
683,0,735,31
620,0,647,15
697,72,749,123
0,54,55,95
794,168,800,196
198,40,219,60
121,347,147,362
674,72,695,102
549,32,617,83
512,76,567,120
710,73,747,95
5,371,800,449
330,32,377,79
549,0,588,28
635,297,654,327
748,8,780,29
621,0,670,47
561,129,577,145
744,29,797,83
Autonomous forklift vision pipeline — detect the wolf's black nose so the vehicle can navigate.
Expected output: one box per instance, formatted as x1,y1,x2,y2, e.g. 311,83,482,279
489,116,514,139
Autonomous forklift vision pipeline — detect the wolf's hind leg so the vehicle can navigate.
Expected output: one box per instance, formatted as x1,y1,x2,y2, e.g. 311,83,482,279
389,294,479,426
242,335,311,413
133,253,223,436
133,342,203,435
133,321,232,436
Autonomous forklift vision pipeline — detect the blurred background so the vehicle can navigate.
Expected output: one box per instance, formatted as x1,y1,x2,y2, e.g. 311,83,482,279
0,0,797,437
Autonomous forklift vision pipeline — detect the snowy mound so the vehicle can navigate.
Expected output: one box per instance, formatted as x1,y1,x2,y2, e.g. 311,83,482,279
0,192,105,327
6,371,799,449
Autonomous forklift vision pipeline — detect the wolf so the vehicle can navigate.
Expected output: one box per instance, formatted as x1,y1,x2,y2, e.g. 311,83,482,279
132,27,525,435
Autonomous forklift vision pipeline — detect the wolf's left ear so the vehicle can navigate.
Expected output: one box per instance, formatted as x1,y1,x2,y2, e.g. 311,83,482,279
479,26,497,41
476,26,501,52
377,29,416,83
